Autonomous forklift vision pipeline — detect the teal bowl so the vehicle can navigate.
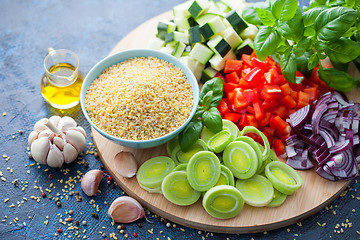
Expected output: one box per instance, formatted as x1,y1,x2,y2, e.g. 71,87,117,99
80,49,199,149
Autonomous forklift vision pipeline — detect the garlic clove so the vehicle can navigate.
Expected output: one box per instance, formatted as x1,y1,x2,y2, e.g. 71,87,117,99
38,129,54,138
33,118,48,132
58,116,77,132
65,129,86,154
108,196,145,223
63,143,78,164
28,131,39,147
49,115,61,128
53,136,65,150
31,137,51,165
114,152,138,178
81,169,103,196
73,126,87,138
47,144,64,168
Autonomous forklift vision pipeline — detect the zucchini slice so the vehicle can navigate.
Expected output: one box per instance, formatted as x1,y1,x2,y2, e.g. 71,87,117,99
195,13,222,26
157,21,177,40
207,129,234,153
188,0,211,19
220,26,243,49
165,31,189,45
225,10,248,34
207,35,231,57
147,37,166,50
240,24,258,41
265,161,302,195
223,141,258,179
137,156,176,189
199,23,215,40
201,67,217,83
189,43,214,65
179,55,205,81
189,25,203,43
235,174,274,207
267,188,287,207
172,41,186,58
187,151,221,192
173,1,192,18
209,49,236,71
203,185,244,219
162,171,201,206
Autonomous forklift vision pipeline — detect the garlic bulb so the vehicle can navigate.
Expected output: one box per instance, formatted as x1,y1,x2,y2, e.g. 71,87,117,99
28,116,86,168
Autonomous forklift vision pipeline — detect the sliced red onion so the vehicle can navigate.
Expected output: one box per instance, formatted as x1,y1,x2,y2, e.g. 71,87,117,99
320,120,339,139
311,103,328,134
329,139,351,154
316,166,336,181
319,127,335,148
287,104,311,130
285,145,297,158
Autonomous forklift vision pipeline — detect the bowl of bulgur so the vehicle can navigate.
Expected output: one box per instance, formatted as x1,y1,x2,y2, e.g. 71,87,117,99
80,49,199,148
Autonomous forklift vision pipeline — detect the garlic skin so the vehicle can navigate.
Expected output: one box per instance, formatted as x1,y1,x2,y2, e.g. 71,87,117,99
114,152,138,178
108,196,145,223
81,169,103,196
28,115,86,168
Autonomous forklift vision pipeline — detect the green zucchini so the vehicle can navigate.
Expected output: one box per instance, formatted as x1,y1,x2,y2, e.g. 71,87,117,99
165,31,189,45
207,35,231,57
172,41,186,58
179,55,205,81
173,1,192,18
189,25,203,44
201,67,217,83
188,0,211,18
147,37,166,50
209,49,236,71
189,43,214,65
157,21,177,40
225,10,248,34
195,13,222,26
219,26,243,49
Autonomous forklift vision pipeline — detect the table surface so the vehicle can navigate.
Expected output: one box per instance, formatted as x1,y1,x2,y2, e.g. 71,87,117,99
0,1,359,240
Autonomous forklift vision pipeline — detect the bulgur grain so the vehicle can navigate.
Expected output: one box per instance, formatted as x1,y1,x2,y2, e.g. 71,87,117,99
85,57,193,140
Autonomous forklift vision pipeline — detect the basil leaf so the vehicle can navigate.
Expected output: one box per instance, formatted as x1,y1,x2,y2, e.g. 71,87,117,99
302,6,328,27
202,90,213,110
193,106,205,119
304,25,316,37
277,6,304,41
308,52,320,70
179,119,203,152
279,51,299,83
200,77,223,108
318,68,358,92
295,51,312,78
309,0,327,8
242,2,270,26
328,0,348,7
314,7,358,41
325,38,360,63
271,0,298,21
254,26,281,61
256,8,276,26
202,107,223,133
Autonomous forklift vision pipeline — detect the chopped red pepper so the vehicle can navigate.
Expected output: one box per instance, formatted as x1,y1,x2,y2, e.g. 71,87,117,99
281,95,297,109
274,139,285,155
224,112,241,123
224,59,243,74
226,71,240,84
243,67,264,88
297,91,310,108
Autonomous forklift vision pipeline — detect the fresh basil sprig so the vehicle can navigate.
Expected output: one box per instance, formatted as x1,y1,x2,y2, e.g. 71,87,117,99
179,77,224,152
248,0,360,92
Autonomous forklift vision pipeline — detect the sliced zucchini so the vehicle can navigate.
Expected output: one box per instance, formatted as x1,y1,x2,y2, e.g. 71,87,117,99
201,67,217,83
239,24,258,41
235,174,274,207
223,141,258,179
189,25,203,43
219,26,243,49
189,43,214,65
173,1,192,18
199,23,215,40
172,41,186,58
160,45,175,55
157,21,177,40
222,0,247,13
174,17,191,31
225,10,248,34
207,35,231,57
179,55,205,81
162,171,201,206
203,185,244,219
165,31,189,45
237,38,255,54
209,49,236,71
147,37,166,50
216,1,232,13
208,16,227,34
207,129,234,153
188,0,211,18
195,13,222,26
187,151,221,192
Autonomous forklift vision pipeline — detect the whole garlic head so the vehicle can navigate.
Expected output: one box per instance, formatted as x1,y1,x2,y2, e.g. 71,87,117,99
28,116,87,168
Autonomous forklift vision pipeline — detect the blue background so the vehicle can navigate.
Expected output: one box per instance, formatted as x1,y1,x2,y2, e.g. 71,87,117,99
0,0,359,239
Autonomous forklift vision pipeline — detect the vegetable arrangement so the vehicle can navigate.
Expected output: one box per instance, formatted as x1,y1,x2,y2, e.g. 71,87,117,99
137,123,303,219
243,0,360,92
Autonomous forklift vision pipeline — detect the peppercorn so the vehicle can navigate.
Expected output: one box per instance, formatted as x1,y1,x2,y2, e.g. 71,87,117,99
76,221,80,226
56,202,61,207
108,176,113,181
102,233,106,238
82,221,87,226
91,212,98,219
121,224,126,230
100,165,104,170
42,192,46,198
133,232,138,237
84,162,89,168
138,223,142,228
48,174,54,180
69,210,73,215
57,228,63,233
75,191,79,195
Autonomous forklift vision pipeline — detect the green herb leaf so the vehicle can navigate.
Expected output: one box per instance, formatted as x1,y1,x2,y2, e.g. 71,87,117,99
308,52,320,70
256,8,276,26
242,2,270,26
179,119,203,152
302,6,328,27
202,90,213,110
200,77,223,108
295,51,312,78
318,67,358,92
254,26,281,61
309,0,327,8
279,51,300,83
202,107,223,133
277,6,304,41
271,0,298,21
325,38,360,63
193,106,205,119
314,7,358,41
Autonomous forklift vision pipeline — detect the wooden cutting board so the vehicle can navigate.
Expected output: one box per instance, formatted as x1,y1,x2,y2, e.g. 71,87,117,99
92,11,356,234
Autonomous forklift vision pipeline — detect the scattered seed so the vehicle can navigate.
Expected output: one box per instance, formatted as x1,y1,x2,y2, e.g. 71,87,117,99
84,162,89,168
48,174,54,180
166,223,171,228
2,112,6,116
56,202,61,207
121,224,126,230
67,218,73,223
117,225,121,230
69,191,74,196
133,232,138,237
82,221,87,226
102,233,106,238
69,210,73,215
42,192,46,198
76,221,80,226
75,191,80,195
138,223,142,228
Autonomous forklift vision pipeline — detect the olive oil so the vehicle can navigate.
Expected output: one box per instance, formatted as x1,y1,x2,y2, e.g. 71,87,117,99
41,63,84,109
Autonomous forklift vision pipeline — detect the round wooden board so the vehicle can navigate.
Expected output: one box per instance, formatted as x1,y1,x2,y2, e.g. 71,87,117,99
92,11,356,234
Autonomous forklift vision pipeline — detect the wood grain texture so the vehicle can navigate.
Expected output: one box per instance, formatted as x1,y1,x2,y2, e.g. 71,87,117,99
92,11,355,234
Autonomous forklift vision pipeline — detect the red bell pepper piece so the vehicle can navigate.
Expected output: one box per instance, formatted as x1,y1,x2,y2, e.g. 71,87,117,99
242,89,255,103
297,91,310,108
246,105,254,114
226,71,240,84
251,57,268,72
217,99,231,115
245,114,259,128
238,78,250,88
258,112,272,127
242,54,251,67
223,112,241,123
224,59,243,74
243,67,264,88
274,139,285,155
214,72,225,81
304,87,319,102
223,82,238,93
260,84,281,101
270,115,291,136
262,100,278,112
253,94,264,120
281,95,297,109
233,89,249,109
273,105,288,118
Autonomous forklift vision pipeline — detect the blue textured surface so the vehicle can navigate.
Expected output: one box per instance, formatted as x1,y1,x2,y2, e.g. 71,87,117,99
0,1,359,240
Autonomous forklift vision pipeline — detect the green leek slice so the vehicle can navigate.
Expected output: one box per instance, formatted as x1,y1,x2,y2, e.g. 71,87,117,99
202,185,244,219
256,143,277,175
162,171,201,206
222,119,239,140
223,141,258,179
215,164,235,187
238,126,270,162
201,126,215,143
265,161,302,195
267,188,287,207
187,151,221,191
234,136,263,172
173,163,188,172
235,174,274,207
207,129,234,153
137,156,175,189
138,181,162,194
166,137,180,163
176,139,208,163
